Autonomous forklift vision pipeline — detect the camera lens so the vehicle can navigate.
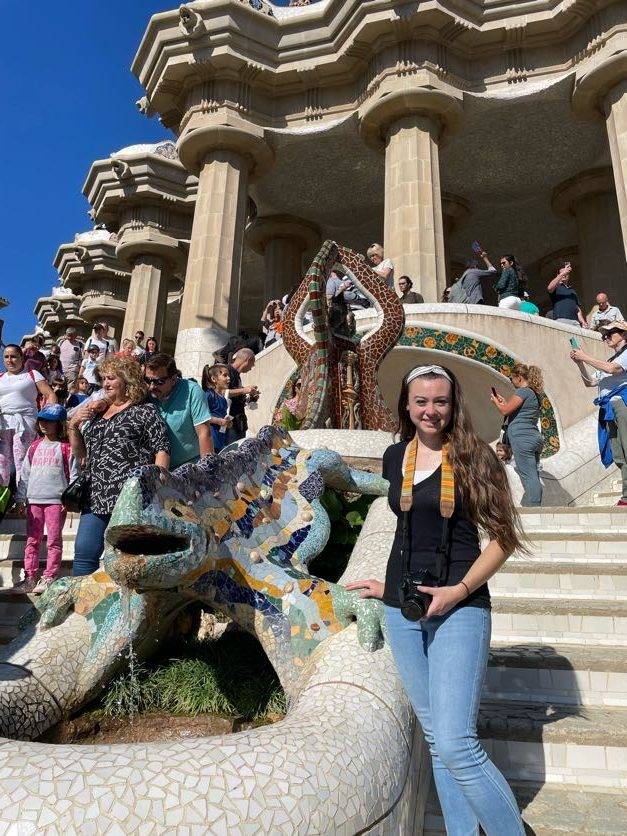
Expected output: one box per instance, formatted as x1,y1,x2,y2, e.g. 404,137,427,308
400,598,427,622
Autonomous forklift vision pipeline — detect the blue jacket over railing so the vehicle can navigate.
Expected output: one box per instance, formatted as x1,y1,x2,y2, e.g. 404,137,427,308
594,385,627,467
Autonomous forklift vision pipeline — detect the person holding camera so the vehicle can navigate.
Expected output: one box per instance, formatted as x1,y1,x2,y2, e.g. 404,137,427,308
346,365,525,836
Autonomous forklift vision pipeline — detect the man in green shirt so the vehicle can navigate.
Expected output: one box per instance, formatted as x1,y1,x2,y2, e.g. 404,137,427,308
144,354,213,469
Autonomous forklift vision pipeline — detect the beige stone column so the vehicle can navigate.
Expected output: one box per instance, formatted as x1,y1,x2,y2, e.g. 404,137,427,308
359,77,462,302
116,228,184,346
246,215,321,301
122,255,170,343
572,55,627,265
605,79,627,257
552,168,626,310
175,122,273,379
383,115,446,300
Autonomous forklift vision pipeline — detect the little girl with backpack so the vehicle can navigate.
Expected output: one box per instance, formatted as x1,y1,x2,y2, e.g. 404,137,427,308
13,404,76,595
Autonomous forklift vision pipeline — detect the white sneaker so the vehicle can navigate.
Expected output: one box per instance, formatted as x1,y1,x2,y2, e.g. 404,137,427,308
32,576,57,595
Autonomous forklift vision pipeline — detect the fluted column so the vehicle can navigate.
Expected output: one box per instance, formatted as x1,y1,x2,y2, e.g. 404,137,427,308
383,115,445,299
175,122,273,378
552,168,626,310
116,228,185,345
605,79,627,257
359,78,462,302
246,215,321,301
572,55,627,264
123,255,170,343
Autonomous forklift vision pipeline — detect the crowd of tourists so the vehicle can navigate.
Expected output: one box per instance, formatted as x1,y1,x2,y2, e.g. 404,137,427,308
1,256,625,836
0,320,261,594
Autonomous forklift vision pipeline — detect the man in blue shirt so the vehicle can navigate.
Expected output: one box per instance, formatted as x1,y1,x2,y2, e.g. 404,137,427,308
144,354,213,469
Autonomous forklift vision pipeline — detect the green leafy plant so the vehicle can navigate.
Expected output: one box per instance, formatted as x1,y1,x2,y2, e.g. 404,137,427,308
309,488,375,582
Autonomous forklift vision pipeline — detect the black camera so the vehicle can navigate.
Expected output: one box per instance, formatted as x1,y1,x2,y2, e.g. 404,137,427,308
398,569,438,621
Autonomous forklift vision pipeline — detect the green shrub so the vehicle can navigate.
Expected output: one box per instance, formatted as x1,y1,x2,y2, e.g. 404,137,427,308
102,632,286,721
309,488,375,582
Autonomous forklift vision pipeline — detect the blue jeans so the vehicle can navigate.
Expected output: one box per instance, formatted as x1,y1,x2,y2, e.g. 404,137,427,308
73,512,111,576
385,605,524,836
509,429,543,507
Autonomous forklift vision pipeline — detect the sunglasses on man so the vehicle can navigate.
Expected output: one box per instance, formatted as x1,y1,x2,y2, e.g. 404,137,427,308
144,375,170,386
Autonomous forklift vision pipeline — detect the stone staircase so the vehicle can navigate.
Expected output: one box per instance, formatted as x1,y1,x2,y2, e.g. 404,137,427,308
0,513,77,643
592,477,623,507
1,507,626,834
425,505,627,835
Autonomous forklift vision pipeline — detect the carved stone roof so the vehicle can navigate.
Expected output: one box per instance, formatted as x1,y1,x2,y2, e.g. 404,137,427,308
74,229,117,244
111,141,178,161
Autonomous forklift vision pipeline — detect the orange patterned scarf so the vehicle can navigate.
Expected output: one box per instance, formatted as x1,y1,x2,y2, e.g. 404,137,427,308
400,435,455,518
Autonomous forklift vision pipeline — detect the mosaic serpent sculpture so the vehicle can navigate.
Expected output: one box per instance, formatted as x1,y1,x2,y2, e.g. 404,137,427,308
281,240,405,431
0,428,425,832
0,427,389,741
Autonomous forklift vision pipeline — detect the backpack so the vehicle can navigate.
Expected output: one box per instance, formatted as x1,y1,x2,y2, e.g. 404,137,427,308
27,437,71,483
448,274,470,304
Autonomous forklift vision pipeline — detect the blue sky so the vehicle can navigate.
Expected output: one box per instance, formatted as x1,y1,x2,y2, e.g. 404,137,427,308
0,0,293,346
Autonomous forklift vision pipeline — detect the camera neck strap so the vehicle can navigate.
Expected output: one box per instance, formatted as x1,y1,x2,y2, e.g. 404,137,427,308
400,436,455,583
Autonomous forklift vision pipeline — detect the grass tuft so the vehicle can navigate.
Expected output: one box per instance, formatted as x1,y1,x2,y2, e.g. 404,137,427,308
102,631,286,722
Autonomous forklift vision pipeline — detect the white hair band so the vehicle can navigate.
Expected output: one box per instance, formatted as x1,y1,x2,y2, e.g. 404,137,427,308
405,365,453,385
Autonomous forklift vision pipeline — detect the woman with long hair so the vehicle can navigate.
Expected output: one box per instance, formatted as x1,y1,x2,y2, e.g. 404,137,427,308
491,362,544,506
347,364,525,835
494,254,523,310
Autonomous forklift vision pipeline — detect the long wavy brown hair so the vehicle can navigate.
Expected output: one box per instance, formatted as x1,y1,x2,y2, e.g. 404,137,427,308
397,365,526,555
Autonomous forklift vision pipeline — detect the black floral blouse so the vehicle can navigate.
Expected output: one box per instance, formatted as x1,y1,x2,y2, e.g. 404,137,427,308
82,403,170,514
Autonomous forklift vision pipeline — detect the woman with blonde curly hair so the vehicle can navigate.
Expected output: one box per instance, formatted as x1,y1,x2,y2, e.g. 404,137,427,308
67,356,170,575
490,362,544,506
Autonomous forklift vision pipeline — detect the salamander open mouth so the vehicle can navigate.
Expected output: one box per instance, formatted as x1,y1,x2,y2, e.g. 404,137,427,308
106,525,190,556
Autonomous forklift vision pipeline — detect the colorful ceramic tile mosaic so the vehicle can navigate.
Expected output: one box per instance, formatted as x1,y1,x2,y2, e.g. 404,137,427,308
0,492,425,832
399,326,560,457
281,240,405,431
0,426,389,742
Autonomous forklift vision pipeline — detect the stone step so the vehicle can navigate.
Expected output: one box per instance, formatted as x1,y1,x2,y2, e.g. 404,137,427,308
478,701,627,789
424,782,627,835
486,644,627,708
592,492,622,507
0,558,74,590
523,531,627,558
491,596,627,646
0,533,76,562
0,598,33,623
519,507,627,532
494,558,627,597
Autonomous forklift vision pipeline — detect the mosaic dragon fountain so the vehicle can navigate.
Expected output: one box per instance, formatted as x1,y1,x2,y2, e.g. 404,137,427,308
0,427,389,741
281,240,405,431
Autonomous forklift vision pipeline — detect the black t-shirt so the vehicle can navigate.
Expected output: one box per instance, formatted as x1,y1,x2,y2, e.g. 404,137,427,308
550,284,580,321
382,441,490,609
228,366,245,418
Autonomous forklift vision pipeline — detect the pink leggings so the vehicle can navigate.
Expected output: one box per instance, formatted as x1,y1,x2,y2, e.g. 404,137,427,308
24,504,67,580
0,428,37,487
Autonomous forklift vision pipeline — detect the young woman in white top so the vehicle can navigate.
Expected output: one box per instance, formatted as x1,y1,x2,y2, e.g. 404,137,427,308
0,344,56,487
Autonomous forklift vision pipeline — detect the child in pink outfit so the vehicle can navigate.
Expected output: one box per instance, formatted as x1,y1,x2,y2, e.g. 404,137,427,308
13,404,76,595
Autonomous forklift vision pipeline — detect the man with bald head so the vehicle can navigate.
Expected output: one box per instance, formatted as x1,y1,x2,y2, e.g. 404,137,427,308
590,293,623,330
227,348,260,443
